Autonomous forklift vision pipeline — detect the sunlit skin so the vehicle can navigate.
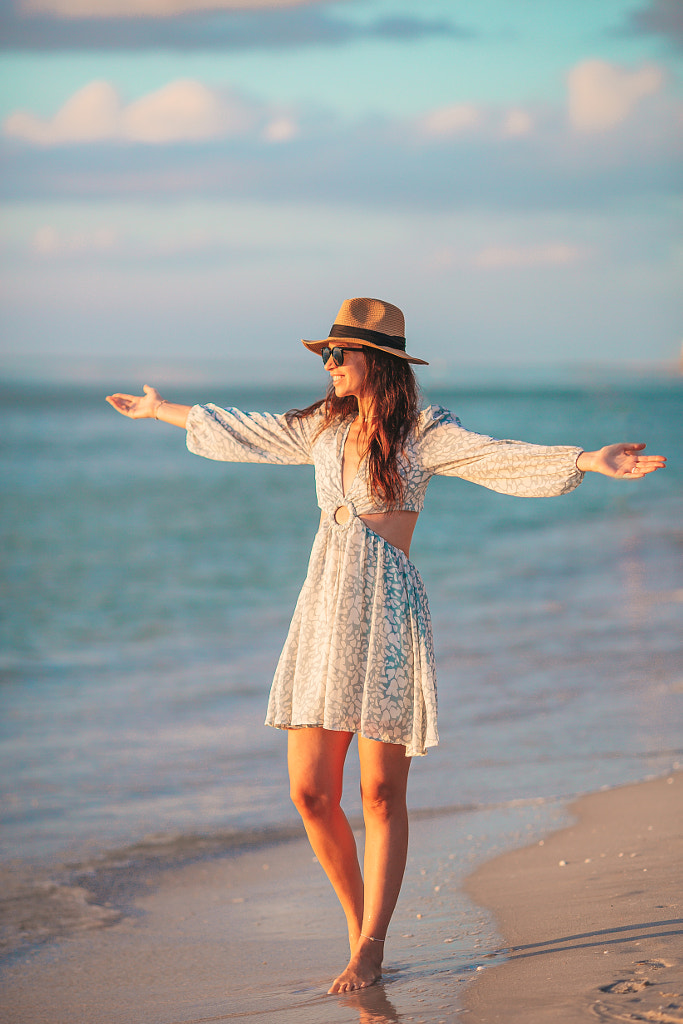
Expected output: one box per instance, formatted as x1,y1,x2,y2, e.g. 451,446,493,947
106,357,666,995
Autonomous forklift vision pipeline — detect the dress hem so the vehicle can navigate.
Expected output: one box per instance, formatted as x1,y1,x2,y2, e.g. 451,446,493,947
264,718,438,757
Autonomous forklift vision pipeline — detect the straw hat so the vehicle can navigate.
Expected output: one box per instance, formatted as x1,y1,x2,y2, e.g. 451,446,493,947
302,297,428,366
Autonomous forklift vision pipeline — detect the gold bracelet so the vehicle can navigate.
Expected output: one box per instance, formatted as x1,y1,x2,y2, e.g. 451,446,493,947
155,400,168,420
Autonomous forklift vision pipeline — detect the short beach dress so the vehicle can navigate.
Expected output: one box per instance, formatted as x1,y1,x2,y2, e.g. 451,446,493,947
186,403,584,756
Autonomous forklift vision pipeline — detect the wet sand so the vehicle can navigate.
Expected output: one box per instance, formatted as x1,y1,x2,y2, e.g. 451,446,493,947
0,801,545,1024
1,775,680,1023
464,773,683,1023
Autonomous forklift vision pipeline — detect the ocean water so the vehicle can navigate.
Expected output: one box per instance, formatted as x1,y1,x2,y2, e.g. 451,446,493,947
1,377,681,956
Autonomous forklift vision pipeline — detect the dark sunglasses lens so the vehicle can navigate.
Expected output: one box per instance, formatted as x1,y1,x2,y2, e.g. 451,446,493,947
321,346,343,366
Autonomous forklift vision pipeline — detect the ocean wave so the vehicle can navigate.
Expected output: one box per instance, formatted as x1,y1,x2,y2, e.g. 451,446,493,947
0,797,556,963
0,821,306,962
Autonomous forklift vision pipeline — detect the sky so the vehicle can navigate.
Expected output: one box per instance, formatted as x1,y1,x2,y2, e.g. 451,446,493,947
0,0,681,384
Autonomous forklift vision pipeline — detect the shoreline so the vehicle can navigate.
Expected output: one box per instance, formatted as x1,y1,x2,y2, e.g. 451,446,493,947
463,772,683,1023
0,796,563,1022
0,774,680,1023
0,794,564,966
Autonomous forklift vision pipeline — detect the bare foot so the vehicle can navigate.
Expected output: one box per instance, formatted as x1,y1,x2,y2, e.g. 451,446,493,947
328,939,384,994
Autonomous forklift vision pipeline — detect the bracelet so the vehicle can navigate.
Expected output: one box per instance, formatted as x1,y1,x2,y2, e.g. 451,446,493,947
155,400,168,420
360,933,385,943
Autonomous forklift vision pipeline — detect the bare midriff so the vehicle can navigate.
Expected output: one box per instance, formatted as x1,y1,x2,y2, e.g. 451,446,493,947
323,508,419,558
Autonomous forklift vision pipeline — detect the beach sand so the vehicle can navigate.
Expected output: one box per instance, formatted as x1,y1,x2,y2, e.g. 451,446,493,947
0,806,503,1024
464,773,683,1023
1,775,680,1024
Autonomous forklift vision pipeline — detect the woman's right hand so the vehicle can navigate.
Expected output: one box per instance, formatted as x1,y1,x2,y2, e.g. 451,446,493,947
106,384,163,419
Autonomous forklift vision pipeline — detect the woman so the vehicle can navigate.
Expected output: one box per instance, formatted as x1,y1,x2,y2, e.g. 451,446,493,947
106,297,665,994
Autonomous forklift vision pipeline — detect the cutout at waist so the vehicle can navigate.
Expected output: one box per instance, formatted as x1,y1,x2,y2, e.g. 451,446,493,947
321,509,419,558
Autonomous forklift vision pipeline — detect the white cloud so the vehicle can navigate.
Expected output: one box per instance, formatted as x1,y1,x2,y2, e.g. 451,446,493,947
3,79,252,146
425,241,587,272
567,59,664,132
32,224,119,255
421,103,480,137
262,117,299,143
473,243,586,269
502,108,534,137
123,80,243,143
420,103,537,141
20,0,317,16
5,81,120,145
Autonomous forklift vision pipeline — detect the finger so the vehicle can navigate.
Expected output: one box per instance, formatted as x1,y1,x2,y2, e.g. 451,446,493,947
628,462,664,478
634,456,666,468
623,442,646,454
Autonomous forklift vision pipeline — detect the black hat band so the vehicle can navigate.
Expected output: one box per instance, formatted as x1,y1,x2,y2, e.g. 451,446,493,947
329,323,407,351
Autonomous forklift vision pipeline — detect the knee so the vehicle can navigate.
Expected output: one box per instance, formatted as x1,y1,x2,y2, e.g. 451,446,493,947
290,782,337,822
361,780,405,823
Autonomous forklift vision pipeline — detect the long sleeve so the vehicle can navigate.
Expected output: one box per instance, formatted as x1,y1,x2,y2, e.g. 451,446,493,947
186,404,318,465
419,406,584,497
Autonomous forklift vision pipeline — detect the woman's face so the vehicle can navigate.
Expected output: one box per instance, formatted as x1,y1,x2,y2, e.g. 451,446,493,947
324,345,368,401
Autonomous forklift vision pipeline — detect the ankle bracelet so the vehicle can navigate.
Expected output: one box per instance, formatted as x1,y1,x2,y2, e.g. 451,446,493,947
360,933,385,943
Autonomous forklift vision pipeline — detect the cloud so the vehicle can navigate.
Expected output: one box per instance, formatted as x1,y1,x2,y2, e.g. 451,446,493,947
419,103,538,140
6,81,121,144
124,80,244,142
23,221,253,263
567,58,665,131
2,60,679,213
4,79,256,144
425,241,587,272
0,0,468,51
502,108,534,137
262,116,299,142
20,0,317,13
421,103,480,137
8,81,540,154
622,0,683,51
473,243,586,269
31,223,119,254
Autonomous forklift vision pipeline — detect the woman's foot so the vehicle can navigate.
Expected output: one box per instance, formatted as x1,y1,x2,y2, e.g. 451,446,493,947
328,937,384,994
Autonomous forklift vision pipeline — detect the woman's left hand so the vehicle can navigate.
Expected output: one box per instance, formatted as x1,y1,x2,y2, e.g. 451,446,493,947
577,443,666,479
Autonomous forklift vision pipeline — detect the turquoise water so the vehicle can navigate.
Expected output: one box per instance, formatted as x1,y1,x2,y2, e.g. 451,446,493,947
1,380,681,907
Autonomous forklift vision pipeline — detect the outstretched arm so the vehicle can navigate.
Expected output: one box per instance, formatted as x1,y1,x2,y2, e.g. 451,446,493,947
109,390,317,465
105,385,190,428
576,443,666,479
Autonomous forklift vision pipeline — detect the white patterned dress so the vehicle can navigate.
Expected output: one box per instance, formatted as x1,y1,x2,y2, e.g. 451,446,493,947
186,403,584,756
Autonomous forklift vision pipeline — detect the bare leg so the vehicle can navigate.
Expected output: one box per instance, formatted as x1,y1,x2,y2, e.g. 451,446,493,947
328,736,411,994
288,728,364,950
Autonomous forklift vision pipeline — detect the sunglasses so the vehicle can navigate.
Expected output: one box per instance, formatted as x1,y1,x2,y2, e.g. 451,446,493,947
321,345,365,367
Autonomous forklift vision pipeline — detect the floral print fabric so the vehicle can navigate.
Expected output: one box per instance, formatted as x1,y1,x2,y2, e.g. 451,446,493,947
186,402,584,755
266,512,437,756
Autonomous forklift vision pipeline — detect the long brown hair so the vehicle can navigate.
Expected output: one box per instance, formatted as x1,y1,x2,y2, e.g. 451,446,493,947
287,348,421,507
